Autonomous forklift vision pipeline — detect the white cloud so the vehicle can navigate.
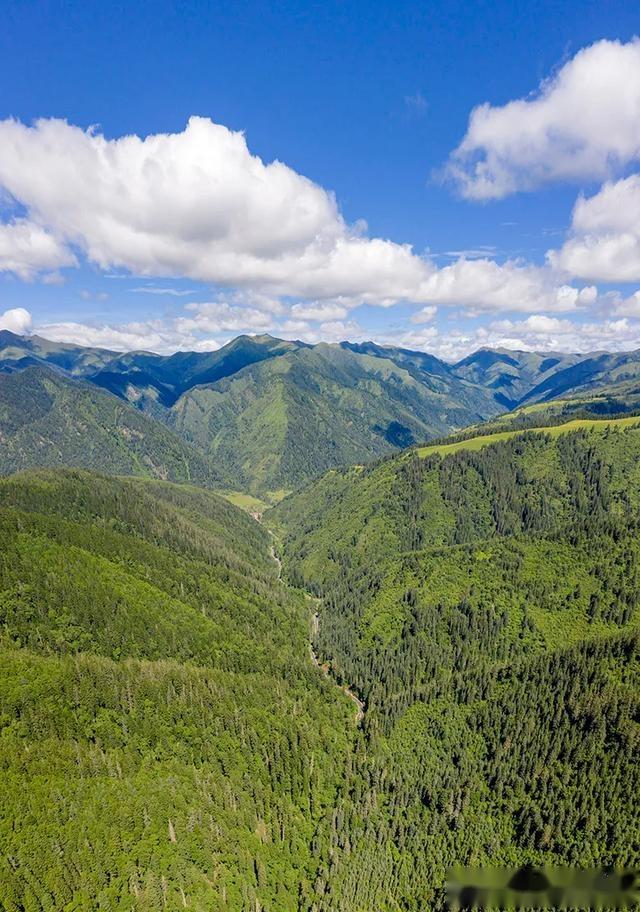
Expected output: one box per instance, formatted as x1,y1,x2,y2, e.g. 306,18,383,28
550,175,640,281
176,300,275,334
411,304,437,324
317,320,364,342
387,314,640,361
612,290,640,318
414,257,593,313
388,325,439,353
0,116,438,305
0,306,33,333
37,309,365,353
131,286,196,296
36,288,287,353
41,271,66,286
0,218,76,279
228,290,285,315
447,39,640,199
479,315,638,354
0,116,593,317
38,317,222,354
290,300,350,322
17,297,640,361
441,245,497,259
577,285,598,305
278,318,365,344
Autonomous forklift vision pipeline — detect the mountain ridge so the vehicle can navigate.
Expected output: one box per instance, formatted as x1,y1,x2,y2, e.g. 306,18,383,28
0,364,229,488
3,328,639,405
3,329,640,492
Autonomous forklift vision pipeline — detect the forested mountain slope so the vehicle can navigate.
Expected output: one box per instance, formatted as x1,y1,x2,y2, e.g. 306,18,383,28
453,346,640,409
271,424,640,910
4,328,640,494
406,378,640,455
0,470,352,912
0,329,117,375
89,334,304,411
0,365,228,488
168,342,499,493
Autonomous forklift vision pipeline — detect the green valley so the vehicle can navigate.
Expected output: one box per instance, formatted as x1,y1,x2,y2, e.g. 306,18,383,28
4,9,640,909
0,469,352,911
272,423,640,910
1,335,640,910
168,341,500,493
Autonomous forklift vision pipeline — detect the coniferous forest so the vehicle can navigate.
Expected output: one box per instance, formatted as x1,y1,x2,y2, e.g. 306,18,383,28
0,470,351,911
1,418,639,909
271,424,640,910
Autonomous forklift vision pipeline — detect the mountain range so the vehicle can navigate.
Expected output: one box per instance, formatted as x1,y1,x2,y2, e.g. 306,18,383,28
1,327,640,909
2,328,640,493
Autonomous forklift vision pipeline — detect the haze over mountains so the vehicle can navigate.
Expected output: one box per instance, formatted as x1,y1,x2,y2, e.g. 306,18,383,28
3,328,640,494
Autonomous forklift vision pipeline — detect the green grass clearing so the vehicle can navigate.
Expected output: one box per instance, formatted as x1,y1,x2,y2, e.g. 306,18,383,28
416,415,640,459
218,490,271,513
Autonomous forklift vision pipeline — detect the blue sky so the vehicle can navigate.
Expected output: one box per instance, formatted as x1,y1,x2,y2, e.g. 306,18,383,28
1,0,640,358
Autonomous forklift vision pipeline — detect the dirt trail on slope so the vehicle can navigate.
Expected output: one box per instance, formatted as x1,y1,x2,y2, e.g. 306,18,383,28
251,511,282,581
250,510,363,724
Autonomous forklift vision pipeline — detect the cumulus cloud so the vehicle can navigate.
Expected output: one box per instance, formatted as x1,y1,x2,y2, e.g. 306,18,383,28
475,315,638,354
411,304,437,324
446,39,640,199
550,175,640,281
612,289,640,317
278,318,365,344
389,314,640,361
175,300,276,335
35,288,287,353
0,116,589,316
38,317,222,354
413,257,595,313
0,218,76,279
0,116,438,304
0,306,33,333
290,300,350,322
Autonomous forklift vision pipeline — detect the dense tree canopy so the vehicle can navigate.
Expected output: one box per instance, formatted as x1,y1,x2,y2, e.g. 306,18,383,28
272,425,640,910
0,470,352,911
2,421,640,910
